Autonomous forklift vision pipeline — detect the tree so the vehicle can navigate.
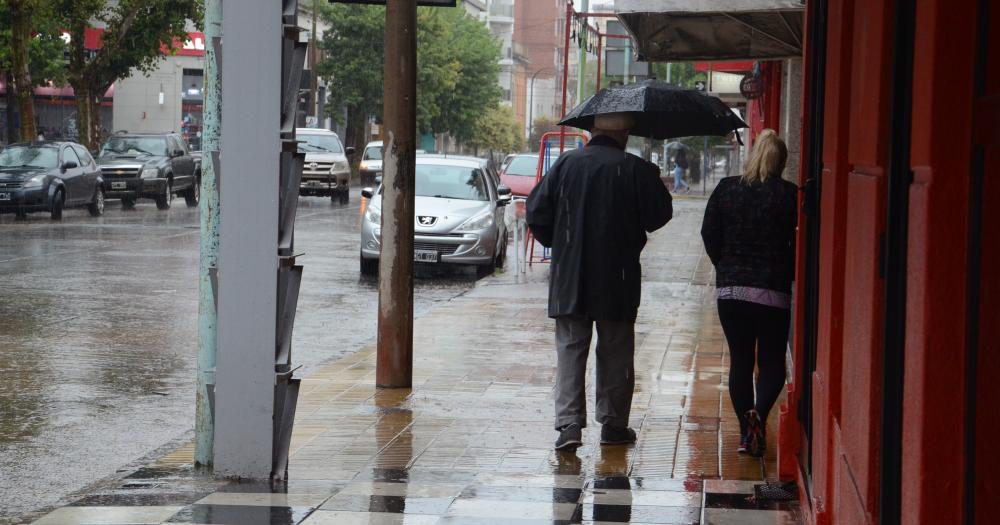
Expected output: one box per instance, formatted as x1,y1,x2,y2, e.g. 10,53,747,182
316,4,383,164
466,104,523,156
527,117,560,152
0,0,65,141
428,7,501,144
52,0,202,150
318,5,501,162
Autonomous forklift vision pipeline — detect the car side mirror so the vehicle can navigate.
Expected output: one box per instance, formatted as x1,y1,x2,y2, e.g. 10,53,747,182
375,175,383,185
497,185,512,196
61,160,78,171
361,187,374,199
345,146,356,156
173,149,185,157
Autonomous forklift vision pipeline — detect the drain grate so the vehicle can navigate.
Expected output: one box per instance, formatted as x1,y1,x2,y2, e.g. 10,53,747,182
753,482,798,502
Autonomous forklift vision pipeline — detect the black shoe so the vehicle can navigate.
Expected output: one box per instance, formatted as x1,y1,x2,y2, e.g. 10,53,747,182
600,425,637,445
555,423,582,451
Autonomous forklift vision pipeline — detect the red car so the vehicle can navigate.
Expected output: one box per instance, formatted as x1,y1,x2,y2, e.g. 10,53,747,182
499,153,540,197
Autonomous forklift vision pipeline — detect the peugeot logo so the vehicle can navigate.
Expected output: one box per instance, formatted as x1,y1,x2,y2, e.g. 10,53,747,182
417,216,437,226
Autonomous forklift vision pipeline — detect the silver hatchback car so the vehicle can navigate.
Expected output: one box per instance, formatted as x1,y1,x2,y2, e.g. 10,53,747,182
360,156,512,276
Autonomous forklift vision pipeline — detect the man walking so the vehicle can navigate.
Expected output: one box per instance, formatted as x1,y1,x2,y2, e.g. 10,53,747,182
526,113,673,451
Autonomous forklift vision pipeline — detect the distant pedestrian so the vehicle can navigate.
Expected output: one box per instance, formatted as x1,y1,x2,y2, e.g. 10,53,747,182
527,112,673,452
673,148,690,193
700,129,797,457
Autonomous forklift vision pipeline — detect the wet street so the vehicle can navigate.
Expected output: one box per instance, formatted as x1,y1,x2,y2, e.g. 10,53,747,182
0,192,483,519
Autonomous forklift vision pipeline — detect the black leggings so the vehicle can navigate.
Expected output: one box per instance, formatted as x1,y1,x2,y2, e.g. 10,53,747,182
717,299,790,435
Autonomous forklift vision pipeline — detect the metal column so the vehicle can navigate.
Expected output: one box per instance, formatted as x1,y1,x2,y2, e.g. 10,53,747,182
195,0,222,469
215,0,306,479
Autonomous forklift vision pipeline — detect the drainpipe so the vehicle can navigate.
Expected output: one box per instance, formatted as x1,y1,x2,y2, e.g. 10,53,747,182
195,0,222,469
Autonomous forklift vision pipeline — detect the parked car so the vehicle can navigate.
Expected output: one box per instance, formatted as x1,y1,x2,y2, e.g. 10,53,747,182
97,132,199,210
360,141,383,185
499,153,540,197
360,157,512,277
0,141,105,220
297,128,354,204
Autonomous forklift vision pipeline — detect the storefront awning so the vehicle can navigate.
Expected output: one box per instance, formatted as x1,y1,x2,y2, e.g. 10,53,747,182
614,0,805,62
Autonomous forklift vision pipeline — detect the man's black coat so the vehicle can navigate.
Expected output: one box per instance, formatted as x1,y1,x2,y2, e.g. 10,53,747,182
526,136,673,322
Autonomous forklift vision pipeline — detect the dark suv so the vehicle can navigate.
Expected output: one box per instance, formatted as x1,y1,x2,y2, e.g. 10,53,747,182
96,132,200,209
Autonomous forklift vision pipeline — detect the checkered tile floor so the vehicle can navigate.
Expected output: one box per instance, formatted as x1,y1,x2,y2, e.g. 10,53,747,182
30,477,798,524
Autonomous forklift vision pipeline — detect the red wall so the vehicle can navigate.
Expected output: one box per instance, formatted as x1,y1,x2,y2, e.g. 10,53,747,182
786,0,992,523
973,5,1000,520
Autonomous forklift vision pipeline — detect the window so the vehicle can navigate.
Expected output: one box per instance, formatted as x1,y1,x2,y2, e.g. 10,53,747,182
298,133,344,154
100,137,170,157
63,147,82,167
0,145,60,168
72,145,94,166
414,164,489,201
363,146,383,160
505,155,539,176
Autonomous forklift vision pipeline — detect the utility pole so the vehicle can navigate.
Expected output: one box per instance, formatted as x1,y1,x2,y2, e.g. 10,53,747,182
377,0,417,388
575,0,589,104
195,0,222,469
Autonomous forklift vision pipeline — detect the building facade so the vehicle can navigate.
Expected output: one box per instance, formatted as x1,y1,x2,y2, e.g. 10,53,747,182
617,1,998,523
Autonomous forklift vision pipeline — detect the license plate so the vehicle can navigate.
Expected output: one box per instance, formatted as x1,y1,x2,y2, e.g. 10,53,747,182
414,250,439,263
0,192,9,201
111,181,127,190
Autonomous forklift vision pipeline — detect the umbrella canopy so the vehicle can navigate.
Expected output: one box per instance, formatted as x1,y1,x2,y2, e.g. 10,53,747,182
558,80,748,140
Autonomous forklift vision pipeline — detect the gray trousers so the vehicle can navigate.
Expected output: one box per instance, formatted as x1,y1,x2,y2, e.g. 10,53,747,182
554,315,635,430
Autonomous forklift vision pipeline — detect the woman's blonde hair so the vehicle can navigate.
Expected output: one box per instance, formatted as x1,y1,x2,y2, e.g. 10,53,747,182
743,129,787,184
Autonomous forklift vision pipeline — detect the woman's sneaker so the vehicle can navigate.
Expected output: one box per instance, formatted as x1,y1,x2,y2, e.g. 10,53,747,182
744,410,766,457
738,434,748,454
555,423,582,451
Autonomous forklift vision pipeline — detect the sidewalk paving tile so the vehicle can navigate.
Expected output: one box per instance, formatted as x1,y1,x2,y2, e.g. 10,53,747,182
25,198,801,525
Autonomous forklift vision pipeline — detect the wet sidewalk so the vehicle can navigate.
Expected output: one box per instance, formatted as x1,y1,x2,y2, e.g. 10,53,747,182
22,198,800,525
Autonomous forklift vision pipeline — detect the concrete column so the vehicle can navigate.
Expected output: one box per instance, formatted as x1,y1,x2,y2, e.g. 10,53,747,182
780,57,803,183
214,0,281,478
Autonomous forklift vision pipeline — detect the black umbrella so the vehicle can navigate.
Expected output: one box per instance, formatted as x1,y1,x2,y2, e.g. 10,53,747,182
558,79,748,141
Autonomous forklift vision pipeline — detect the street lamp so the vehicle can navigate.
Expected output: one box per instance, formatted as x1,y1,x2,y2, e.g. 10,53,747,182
528,66,554,147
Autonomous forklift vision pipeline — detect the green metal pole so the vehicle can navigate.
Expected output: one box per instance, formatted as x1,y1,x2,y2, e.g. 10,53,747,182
623,34,631,85
576,0,589,102
195,0,221,468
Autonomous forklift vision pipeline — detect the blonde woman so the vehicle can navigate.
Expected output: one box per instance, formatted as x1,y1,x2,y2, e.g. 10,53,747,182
700,129,797,457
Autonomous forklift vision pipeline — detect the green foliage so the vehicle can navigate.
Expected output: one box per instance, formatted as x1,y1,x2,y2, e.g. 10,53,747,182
0,0,67,87
316,4,384,124
55,0,203,83
50,0,202,149
527,117,561,152
649,62,705,89
318,5,501,139
429,7,501,141
467,104,523,154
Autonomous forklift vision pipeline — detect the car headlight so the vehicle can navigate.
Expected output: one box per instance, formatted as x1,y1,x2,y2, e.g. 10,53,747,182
141,168,160,179
359,161,369,170
455,210,494,232
365,205,381,224
330,160,349,173
22,175,45,188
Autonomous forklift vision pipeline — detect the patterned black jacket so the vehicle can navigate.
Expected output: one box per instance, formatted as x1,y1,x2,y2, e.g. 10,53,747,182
701,176,798,293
